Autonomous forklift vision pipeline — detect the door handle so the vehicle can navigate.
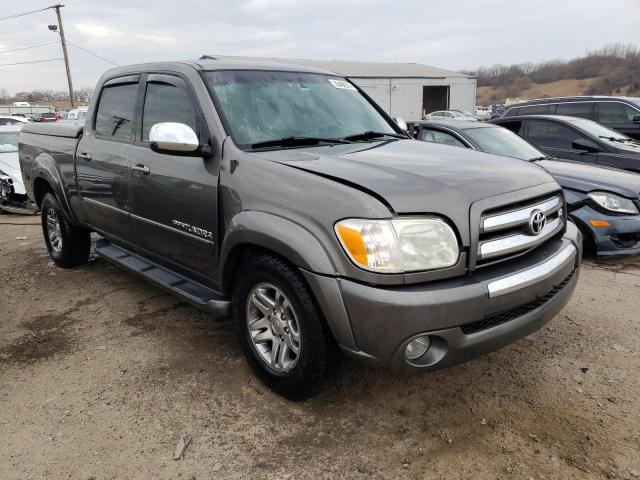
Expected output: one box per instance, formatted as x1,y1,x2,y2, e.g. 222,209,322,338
78,152,92,161
132,163,150,175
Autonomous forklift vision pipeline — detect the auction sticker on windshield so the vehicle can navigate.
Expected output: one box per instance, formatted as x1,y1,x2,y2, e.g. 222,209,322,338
328,79,357,90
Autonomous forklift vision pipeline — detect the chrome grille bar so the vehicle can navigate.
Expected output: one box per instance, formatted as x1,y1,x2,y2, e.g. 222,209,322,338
482,196,561,233
479,216,563,260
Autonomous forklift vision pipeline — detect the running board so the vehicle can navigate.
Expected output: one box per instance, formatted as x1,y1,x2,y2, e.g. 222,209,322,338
95,238,230,316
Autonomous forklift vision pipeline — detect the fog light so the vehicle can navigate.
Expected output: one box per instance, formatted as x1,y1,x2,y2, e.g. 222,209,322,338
405,336,431,361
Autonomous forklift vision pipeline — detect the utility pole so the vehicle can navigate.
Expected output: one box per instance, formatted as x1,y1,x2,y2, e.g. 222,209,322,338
52,4,75,108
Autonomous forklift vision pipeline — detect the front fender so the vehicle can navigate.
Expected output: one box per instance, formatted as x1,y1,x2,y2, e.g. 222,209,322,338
220,210,336,276
220,211,359,350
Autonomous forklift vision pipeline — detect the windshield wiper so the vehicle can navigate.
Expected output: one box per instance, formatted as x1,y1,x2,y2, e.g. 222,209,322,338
250,136,352,149
342,131,407,142
528,156,548,162
598,135,627,143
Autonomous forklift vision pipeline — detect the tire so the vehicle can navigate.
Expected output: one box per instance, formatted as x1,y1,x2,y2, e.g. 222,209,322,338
232,252,341,400
41,192,91,268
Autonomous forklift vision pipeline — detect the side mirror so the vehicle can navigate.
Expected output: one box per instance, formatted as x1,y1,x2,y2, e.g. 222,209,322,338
393,117,408,131
572,138,600,153
633,115,640,124
149,122,200,155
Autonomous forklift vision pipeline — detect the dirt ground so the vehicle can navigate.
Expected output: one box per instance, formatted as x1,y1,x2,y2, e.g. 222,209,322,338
1,215,639,480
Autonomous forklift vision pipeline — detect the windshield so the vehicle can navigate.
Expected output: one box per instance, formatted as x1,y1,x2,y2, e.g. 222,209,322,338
568,117,633,143
464,126,546,161
203,70,396,148
0,131,19,153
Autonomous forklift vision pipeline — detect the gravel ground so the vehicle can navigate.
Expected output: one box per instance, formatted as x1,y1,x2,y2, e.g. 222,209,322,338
1,215,639,480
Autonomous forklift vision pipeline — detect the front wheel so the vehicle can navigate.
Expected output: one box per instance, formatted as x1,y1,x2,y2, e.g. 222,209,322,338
41,192,91,267
232,253,341,399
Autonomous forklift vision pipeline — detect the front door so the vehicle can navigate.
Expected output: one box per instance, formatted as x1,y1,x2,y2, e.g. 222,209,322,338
523,119,599,164
128,74,219,284
76,76,140,245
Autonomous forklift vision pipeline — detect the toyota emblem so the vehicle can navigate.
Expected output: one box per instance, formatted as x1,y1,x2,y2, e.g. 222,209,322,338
528,209,547,235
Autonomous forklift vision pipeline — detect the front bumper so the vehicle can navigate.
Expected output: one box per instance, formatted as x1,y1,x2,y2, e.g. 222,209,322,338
572,205,640,256
307,222,582,372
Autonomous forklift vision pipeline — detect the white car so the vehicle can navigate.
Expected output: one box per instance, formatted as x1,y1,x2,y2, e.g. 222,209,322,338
475,106,492,121
0,125,36,214
67,107,88,121
422,110,479,122
0,115,30,126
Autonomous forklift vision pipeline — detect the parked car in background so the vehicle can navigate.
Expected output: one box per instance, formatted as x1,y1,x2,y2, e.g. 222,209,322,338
491,104,506,120
422,110,479,121
0,115,29,125
491,115,640,173
34,112,58,122
0,125,37,214
500,96,640,140
475,106,492,121
409,120,640,256
19,60,581,398
67,107,89,121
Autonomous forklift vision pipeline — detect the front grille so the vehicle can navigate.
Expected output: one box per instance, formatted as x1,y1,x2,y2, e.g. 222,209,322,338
460,269,575,335
477,193,564,266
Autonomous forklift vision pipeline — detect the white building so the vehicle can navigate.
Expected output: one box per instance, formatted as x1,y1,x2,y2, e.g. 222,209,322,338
200,55,477,121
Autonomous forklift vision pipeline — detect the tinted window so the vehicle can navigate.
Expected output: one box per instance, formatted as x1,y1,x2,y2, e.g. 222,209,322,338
142,81,197,141
418,128,466,147
597,102,640,123
464,126,545,160
519,104,549,115
556,102,594,119
95,82,138,140
525,120,585,148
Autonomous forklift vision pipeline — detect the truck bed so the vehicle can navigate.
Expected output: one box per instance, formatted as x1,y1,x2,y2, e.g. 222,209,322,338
21,121,84,138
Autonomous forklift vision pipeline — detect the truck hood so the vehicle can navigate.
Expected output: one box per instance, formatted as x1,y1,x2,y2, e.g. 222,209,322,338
254,139,556,214
538,159,640,199
0,151,25,194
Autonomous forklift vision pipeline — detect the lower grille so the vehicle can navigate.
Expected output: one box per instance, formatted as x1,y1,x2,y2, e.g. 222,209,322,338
460,269,576,335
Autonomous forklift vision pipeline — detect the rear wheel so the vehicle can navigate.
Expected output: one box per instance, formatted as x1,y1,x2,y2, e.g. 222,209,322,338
41,192,91,267
232,252,341,399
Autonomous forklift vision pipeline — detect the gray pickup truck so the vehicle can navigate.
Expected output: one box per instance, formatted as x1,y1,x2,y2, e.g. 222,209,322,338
19,60,582,398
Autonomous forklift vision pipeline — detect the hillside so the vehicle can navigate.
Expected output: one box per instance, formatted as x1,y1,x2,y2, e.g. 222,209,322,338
468,44,640,106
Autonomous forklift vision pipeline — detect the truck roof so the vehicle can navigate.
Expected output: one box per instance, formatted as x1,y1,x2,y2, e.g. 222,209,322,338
102,59,340,79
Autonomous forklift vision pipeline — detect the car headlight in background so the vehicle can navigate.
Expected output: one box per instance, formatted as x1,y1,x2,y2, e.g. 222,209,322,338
335,217,459,273
588,192,639,215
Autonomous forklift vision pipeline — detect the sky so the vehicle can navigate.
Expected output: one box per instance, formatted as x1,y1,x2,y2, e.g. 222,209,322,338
1,0,639,94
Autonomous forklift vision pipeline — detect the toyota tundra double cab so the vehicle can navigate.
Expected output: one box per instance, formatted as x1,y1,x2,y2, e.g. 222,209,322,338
19,60,582,398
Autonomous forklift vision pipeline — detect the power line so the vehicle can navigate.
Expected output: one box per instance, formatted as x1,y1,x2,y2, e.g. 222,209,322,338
68,42,118,66
0,58,63,67
0,6,53,22
0,41,58,54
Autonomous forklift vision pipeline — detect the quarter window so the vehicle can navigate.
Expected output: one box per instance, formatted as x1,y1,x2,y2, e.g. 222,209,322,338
597,102,640,123
141,81,198,142
95,82,138,140
525,120,585,149
556,102,594,119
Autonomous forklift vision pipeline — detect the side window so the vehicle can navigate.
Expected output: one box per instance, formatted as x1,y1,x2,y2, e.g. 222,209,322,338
525,120,584,148
502,107,519,117
519,104,549,115
142,81,198,142
418,128,466,147
497,120,524,135
597,102,639,123
95,82,138,140
556,102,594,119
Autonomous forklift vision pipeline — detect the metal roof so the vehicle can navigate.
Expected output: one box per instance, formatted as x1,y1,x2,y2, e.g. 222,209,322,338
199,55,473,79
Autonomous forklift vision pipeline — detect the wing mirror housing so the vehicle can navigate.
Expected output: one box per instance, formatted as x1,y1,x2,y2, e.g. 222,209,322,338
572,138,600,153
149,122,212,158
393,117,408,132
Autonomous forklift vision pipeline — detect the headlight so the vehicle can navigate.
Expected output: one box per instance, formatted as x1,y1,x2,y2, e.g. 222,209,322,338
335,217,459,273
588,192,639,214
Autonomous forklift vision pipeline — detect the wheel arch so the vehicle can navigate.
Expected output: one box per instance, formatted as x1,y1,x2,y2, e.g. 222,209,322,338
30,153,79,224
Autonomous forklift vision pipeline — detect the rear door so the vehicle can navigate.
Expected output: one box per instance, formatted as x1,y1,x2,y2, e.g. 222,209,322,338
76,75,140,245
128,73,219,283
522,118,600,164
